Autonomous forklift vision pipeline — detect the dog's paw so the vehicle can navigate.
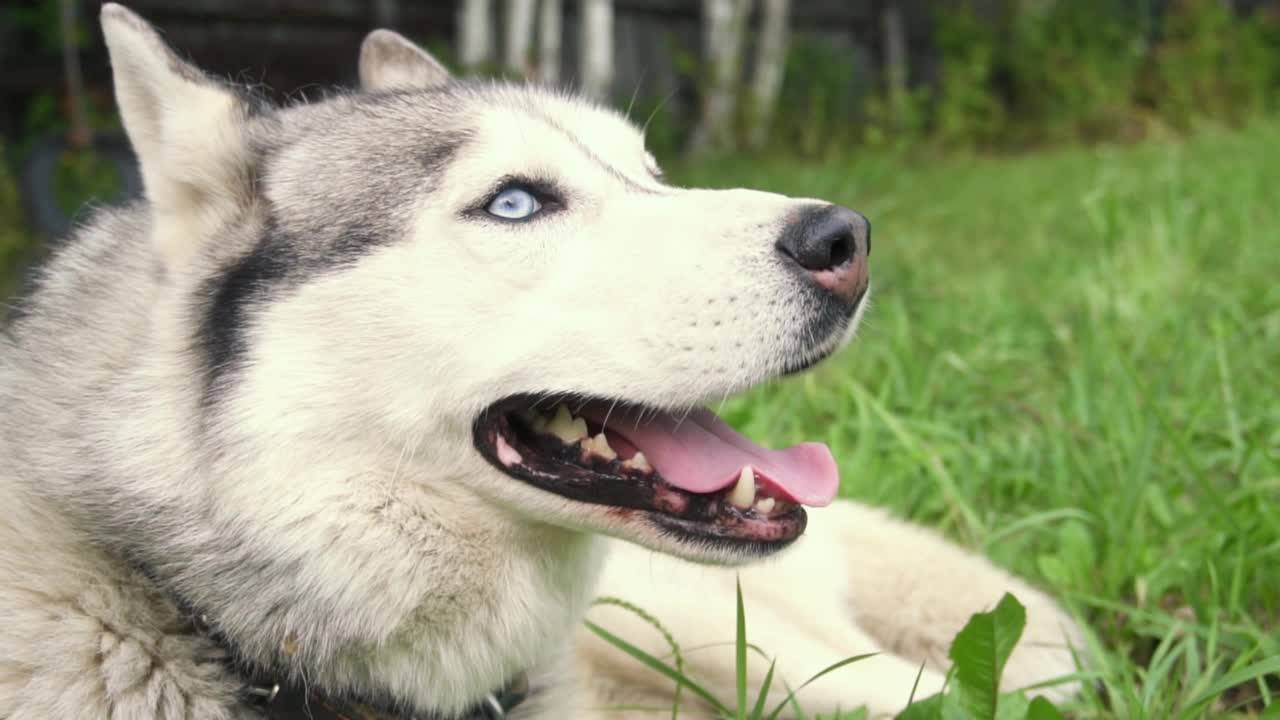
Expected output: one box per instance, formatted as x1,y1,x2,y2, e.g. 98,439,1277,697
819,502,1088,701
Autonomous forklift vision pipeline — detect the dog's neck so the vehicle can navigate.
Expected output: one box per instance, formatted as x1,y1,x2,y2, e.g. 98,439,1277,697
130,503,603,718
136,574,530,719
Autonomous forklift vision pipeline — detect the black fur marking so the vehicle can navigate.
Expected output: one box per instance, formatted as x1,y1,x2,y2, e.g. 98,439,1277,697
200,226,296,395
199,223,393,403
198,130,468,406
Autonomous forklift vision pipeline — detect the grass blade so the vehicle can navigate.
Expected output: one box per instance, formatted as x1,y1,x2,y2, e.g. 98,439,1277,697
765,653,880,720
737,577,748,720
584,619,732,715
1182,655,1280,715
906,659,927,706
750,659,778,720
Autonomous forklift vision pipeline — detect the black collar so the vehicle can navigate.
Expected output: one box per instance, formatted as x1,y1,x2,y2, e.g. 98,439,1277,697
136,564,527,719
241,665,529,720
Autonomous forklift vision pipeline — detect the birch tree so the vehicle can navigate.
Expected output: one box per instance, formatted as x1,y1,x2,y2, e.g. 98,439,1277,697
687,0,752,155
579,0,614,101
459,0,494,72
538,0,563,85
881,0,909,129
747,0,790,148
505,0,537,77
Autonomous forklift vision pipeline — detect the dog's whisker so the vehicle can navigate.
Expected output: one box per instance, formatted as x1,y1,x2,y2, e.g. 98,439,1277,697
624,69,647,123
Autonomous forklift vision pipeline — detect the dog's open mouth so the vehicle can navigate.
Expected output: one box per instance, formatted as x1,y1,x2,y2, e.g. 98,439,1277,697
473,396,839,550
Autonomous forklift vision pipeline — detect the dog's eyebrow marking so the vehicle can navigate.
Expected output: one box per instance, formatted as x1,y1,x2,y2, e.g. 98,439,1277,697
200,123,471,407
526,110,672,196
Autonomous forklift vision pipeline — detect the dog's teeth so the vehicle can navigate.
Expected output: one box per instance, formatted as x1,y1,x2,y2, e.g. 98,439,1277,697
728,466,756,509
754,497,776,514
547,404,588,443
585,433,617,461
552,404,572,425
624,452,652,472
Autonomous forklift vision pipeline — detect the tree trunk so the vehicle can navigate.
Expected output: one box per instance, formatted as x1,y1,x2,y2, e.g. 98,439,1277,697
747,0,789,148
505,0,537,77
459,0,494,73
579,0,614,101
687,0,752,156
538,0,563,85
881,0,908,129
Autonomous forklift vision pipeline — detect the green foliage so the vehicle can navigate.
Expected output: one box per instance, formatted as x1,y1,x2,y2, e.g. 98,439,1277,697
4,0,90,53
1150,0,1280,130
0,143,39,316
49,148,125,215
771,35,868,157
931,5,1007,149
948,594,1027,719
896,595,1057,720
755,0,1280,152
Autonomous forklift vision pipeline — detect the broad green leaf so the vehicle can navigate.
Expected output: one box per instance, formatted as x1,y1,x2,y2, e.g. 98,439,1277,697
947,593,1027,720
895,693,944,720
992,692,1029,720
1025,696,1068,720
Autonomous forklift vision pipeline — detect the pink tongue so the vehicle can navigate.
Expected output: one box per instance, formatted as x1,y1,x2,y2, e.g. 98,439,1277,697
582,406,839,507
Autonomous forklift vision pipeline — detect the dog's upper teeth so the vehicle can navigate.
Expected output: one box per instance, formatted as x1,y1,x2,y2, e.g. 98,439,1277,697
584,433,618,461
547,404,588,443
624,452,652,472
754,497,776,514
728,466,756,509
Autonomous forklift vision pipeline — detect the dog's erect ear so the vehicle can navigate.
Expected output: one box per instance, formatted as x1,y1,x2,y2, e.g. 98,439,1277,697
359,29,452,92
101,4,256,264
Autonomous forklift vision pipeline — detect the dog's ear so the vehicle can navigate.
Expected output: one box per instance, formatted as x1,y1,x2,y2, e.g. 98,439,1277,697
359,29,452,92
101,4,258,265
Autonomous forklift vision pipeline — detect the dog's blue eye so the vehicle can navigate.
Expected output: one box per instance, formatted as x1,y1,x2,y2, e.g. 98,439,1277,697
487,187,542,220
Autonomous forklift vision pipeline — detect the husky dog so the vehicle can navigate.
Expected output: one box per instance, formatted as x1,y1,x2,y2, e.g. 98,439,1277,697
0,6,1084,719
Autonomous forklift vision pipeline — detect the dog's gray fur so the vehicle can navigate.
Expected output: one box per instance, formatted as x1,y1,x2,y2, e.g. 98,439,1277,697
0,6,1086,719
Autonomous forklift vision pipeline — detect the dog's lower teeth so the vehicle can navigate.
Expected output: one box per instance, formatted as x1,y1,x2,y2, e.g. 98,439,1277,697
754,497,776,514
623,452,652,473
584,433,617,461
728,466,756,509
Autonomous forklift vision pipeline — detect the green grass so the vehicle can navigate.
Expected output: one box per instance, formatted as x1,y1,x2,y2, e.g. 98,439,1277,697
664,122,1280,717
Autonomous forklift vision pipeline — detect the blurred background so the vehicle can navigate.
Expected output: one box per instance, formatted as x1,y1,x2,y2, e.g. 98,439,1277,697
1,1,1279,716
3,0,1279,256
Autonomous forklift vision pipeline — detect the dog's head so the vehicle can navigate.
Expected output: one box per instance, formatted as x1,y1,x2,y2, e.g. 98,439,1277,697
102,6,869,567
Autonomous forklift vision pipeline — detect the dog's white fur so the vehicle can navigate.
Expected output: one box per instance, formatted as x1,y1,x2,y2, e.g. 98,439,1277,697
0,6,1085,718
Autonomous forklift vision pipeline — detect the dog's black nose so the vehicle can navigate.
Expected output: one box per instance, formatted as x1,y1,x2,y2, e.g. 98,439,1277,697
776,204,870,304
